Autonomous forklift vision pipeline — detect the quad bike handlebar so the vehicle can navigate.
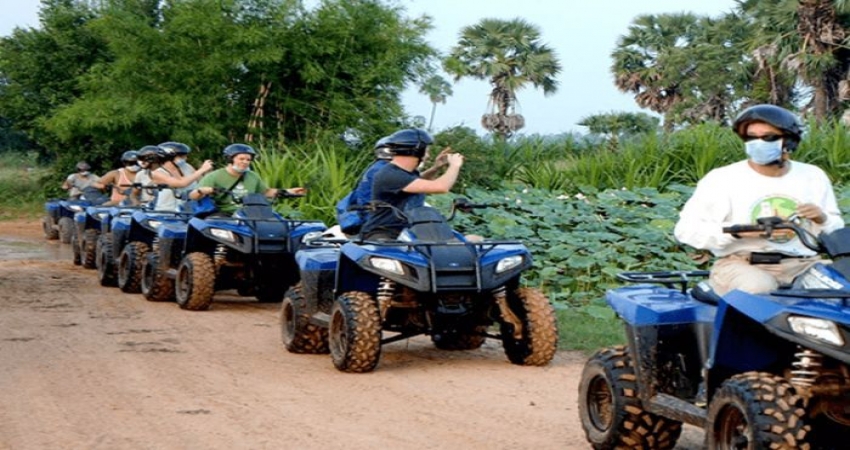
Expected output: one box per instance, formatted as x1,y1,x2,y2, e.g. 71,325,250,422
119,182,170,190
347,197,503,222
722,215,822,252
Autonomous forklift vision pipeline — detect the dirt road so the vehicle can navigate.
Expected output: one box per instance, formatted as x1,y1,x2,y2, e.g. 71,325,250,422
0,219,702,449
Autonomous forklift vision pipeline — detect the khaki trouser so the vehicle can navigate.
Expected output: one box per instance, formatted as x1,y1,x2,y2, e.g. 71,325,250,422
709,254,823,297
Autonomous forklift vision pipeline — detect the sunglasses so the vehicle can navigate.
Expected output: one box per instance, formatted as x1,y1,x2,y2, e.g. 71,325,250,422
744,134,784,142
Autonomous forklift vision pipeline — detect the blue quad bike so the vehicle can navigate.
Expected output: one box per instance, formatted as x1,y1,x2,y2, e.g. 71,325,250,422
72,184,149,267
94,184,177,288
72,204,114,268
578,216,850,449
43,187,108,244
141,191,326,310
281,199,559,373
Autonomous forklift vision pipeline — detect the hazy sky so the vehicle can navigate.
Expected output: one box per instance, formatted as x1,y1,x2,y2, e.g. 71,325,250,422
1,0,738,135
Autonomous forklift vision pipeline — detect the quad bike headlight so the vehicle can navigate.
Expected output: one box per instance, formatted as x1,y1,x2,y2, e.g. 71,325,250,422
370,257,405,275
210,228,236,242
496,255,524,274
68,205,84,212
788,316,844,346
146,220,162,229
96,212,109,220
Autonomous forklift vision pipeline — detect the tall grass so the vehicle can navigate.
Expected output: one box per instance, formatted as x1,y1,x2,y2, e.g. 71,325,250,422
253,142,371,225
0,151,50,219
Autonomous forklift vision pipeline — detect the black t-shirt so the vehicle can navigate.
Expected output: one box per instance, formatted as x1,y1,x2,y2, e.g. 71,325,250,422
360,163,421,238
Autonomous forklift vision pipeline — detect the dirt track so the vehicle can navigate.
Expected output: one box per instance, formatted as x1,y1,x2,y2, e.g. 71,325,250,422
0,219,703,449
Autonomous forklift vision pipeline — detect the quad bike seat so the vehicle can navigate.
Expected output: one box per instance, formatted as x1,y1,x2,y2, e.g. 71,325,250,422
407,207,457,242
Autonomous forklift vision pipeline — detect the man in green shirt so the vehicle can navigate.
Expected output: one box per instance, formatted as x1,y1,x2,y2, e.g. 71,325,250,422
188,144,306,215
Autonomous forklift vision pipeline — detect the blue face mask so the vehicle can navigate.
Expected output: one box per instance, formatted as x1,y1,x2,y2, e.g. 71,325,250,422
745,138,783,165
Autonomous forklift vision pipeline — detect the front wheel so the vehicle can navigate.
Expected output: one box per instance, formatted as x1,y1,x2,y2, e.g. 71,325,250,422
82,229,99,269
175,252,215,311
95,234,116,287
281,283,328,354
578,346,682,449
141,253,174,302
500,287,558,366
329,291,381,373
58,217,74,244
43,215,58,240
707,372,809,449
118,241,149,293
71,230,82,265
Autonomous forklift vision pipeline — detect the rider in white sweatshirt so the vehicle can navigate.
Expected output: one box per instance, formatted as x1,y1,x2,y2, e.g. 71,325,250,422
674,104,844,296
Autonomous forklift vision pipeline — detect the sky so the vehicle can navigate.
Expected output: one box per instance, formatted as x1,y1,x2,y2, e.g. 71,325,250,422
1,0,738,136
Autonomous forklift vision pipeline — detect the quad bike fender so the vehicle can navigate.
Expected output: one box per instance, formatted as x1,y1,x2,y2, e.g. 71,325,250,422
713,290,850,368
605,285,716,327
59,200,89,218
185,216,256,253
335,251,382,295
45,200,61,215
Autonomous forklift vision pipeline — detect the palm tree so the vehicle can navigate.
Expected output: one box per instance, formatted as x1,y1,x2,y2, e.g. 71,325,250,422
738,0,850,120
418,75,453,132
444,18,560,139
611,13,749,129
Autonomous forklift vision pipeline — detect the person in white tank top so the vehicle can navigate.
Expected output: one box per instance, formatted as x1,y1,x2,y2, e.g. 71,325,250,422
136,145,214,211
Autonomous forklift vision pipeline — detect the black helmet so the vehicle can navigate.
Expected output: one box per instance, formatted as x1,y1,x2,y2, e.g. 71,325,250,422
159,141,191,155
373,136,392,160
733,104,803,151
137,145,166,163
75,161,91,172
223,143,257,161
384,128,433,158
121,150,138,164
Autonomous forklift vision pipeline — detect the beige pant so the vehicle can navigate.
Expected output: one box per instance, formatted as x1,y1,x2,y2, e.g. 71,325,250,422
709,254,823,296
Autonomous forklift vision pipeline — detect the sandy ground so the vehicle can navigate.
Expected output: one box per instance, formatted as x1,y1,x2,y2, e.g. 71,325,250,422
0,219,703,450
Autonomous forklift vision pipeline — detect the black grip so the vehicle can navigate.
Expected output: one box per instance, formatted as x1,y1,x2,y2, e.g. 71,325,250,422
722,224,763,234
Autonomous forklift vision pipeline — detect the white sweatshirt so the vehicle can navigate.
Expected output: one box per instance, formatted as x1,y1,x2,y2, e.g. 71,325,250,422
674,160,844,257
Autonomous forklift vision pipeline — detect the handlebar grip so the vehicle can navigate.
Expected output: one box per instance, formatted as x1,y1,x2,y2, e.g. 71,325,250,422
276,190,305,198
722,224,763,234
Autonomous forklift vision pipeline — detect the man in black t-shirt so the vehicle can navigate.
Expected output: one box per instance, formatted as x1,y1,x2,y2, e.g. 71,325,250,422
360,129,464,240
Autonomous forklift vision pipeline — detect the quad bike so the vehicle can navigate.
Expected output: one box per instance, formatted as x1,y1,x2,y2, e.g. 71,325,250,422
72,184,149,267
94,183,171,287
72,202,145,268
144,190,326,310
578,216,850,449
43,186,108,244
281,198,559,373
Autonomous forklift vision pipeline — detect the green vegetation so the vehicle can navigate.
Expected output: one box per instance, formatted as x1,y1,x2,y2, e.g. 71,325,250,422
0,152,49,219
6,0,850,352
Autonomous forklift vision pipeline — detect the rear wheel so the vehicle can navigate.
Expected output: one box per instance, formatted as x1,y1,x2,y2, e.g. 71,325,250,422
96,235,117,287
501,287,558,365
58,217,74,244
82,229,99,269
707,372,809,450
141,253,174,302
175,252,215,311
281,283,329,354
329,291,381,373
118,241,149,293
578,346,682,449
43,215,58,240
